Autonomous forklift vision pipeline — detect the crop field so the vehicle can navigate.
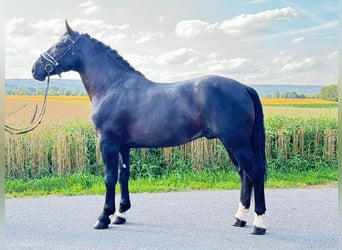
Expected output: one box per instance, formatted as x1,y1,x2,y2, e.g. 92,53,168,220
5,96,338,126
5,96,91,125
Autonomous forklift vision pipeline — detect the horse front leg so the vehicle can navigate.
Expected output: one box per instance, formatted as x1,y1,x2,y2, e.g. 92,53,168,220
94,138,119,230
113,147,131,225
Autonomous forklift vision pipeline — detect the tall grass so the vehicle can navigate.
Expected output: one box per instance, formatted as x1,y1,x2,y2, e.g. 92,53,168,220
5,116,337,180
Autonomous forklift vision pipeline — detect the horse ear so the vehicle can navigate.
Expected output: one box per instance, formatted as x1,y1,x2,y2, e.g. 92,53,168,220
65,20,75,36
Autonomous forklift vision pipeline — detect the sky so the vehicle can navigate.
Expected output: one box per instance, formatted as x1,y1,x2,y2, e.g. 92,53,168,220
5,0,338,85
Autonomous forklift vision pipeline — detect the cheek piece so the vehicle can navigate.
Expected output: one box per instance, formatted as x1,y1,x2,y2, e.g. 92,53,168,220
39,34,80,77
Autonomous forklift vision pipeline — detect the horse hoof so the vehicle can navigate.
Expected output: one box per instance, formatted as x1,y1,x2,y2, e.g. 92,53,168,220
232,217,246,227
93,219,110,229
113,216,126,225
251,226,266,235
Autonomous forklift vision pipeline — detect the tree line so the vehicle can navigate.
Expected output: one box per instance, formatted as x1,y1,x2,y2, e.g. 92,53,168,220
6,83,337,102
264,84,337,101
6,87,87,96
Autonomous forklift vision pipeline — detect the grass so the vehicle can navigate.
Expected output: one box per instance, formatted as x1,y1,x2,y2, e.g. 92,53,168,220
262,106,337,119
263,104,337,108
6,166,337,198
261,98,337,105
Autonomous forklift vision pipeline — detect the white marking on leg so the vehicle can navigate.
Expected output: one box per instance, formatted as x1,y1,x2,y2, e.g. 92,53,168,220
235,202,250,221
114,211,126,219
123,164,127,169
253,213,267,229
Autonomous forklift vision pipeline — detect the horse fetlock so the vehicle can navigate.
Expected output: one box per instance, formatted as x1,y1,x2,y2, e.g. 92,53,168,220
233,202,250,227
235,202,250,222
251,213,267,235
112,211,127,225
94,215,111,229
119,201,131,213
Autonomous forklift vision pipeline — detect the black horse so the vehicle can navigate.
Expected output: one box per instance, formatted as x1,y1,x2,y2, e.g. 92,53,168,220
32,21,267,235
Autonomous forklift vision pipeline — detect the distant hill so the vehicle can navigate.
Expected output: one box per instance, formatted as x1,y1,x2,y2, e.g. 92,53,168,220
5,78,323,97
5,78,87,96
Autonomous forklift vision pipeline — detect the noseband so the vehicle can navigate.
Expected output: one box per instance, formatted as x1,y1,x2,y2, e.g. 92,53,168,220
40,34,81,76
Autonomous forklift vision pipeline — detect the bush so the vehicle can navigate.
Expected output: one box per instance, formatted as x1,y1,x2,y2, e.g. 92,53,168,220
318,84,338,102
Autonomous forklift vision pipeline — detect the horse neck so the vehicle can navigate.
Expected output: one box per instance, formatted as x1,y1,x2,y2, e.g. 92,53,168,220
76,39,136,101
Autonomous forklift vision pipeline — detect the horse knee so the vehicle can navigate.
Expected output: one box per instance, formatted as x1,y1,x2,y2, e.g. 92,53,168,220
105,173,118,184
119,171,129,184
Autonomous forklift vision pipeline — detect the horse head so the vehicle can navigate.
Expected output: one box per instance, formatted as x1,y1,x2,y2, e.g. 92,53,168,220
32,20,80,81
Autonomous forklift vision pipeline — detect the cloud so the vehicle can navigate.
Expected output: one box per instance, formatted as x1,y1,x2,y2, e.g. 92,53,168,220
104,34,126,44
291,36,304,44
175,7,301,38
124,54,155,67
327,50,338,62
280,57,316,72
158,15,166,23
30,19,65,36
245,0,270,5
79,1,93,8
146,69,200,82
79,1,101,16
205,57,258,74
4,2,337,84
157,48,199,65
5,18,26,35
115,24,130,30
175,20,216,38
219,7,301,34
136,32,163,43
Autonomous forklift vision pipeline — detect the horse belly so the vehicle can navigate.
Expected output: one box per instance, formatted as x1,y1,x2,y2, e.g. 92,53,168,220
128,121,205,148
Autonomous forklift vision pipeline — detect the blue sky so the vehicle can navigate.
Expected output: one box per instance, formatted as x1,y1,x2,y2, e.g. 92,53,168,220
5,0,338,85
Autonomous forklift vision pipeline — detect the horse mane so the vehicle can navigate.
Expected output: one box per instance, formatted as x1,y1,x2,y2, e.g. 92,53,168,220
82,33,144,76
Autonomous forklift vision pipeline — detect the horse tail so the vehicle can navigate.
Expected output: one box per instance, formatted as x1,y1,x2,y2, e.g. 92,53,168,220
246,87,267,181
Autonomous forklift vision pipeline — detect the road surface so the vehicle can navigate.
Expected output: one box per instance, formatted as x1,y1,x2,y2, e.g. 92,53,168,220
5,188,338,249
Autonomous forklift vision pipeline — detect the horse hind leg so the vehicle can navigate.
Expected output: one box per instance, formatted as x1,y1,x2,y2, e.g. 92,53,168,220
251,176,267,235
223,142,267,235
233,170,253,228
226,150,253,228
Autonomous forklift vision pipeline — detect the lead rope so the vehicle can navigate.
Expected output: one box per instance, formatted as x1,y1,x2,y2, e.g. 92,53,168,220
5,74,50,135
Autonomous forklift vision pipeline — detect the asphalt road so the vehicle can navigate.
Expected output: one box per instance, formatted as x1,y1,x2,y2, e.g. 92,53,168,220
5,188,338,250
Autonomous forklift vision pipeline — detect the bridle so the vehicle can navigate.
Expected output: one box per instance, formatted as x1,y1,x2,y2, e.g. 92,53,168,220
5,77,50,135
5,33,81,135
39,33,81,76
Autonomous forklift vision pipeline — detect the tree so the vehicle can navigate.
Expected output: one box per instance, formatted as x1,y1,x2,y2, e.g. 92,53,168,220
318,84,338,102
280,91,305,98
272,91,280,98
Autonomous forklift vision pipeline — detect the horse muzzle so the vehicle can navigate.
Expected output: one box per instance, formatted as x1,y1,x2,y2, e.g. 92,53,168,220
31,61,47,81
